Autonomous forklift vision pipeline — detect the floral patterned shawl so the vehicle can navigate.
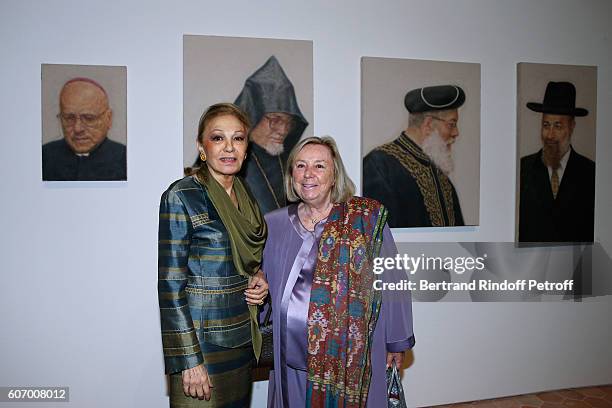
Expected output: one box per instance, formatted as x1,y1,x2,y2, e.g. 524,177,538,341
305,196,388,407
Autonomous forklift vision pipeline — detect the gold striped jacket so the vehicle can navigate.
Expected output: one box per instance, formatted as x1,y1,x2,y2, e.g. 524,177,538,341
158,176,252,374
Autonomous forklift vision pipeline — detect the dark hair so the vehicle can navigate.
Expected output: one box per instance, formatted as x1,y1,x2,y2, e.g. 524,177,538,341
184,103,251,176
197,103,250,144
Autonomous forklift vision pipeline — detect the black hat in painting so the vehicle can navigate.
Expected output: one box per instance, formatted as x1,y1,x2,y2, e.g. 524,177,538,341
404,85,465,113
526,81,588,117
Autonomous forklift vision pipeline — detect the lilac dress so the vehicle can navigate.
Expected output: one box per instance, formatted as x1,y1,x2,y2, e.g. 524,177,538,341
263,204,415,408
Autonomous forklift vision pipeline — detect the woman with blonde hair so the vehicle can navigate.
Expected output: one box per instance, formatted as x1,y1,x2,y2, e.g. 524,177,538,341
263,136,415,407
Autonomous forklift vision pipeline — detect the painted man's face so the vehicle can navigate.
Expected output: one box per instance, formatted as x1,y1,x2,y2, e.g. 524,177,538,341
59,81,112,154
420,109,460,175
249,112,294,156
429,109,459,150
540,114,574,166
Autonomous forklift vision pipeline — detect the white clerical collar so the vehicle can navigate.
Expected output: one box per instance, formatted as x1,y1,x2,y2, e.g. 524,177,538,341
75,152,90,157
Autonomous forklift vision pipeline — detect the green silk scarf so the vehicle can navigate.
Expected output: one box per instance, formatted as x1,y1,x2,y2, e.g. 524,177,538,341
197,165,268,359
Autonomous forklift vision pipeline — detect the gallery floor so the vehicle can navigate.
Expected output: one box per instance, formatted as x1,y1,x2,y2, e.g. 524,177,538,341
433,385,612,408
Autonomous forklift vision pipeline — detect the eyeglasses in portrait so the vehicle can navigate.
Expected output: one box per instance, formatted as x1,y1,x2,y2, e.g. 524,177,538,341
361,57,481,230
41,64,127,182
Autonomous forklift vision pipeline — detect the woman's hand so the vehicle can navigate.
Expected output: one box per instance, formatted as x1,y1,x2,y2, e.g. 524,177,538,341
181,364,213,400
386,351,404,369
245,269,269,305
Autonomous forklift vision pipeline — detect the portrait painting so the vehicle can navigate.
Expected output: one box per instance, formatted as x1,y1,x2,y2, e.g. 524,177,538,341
516,62,597,243
183,35,313,215
361,57,481,229
41,64,127,181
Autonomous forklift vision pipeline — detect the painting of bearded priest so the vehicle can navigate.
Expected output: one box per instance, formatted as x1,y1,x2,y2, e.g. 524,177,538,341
361,57,480,229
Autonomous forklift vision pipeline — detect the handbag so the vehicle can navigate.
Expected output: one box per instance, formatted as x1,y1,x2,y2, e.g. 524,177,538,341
256,301,273,368
386,361,408,408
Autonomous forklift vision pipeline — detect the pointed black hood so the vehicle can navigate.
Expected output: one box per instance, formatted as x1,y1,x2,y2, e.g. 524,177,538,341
234,56,308,152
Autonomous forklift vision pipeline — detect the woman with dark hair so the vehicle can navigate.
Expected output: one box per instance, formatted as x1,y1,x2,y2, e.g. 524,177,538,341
263,136,415,407
158,103,268,407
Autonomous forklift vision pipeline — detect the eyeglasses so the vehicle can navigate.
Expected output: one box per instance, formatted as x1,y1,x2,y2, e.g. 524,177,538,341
264,114,294,132
427,115,458,130
57,111,107,127
542,121,570,130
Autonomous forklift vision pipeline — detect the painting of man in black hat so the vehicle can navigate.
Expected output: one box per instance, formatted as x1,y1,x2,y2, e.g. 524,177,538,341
518,81,595,243
517,63,597,243
361,57,481,229
363,84,467,228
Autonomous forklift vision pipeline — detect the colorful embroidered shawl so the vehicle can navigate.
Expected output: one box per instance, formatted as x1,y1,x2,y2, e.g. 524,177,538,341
305,197,388,408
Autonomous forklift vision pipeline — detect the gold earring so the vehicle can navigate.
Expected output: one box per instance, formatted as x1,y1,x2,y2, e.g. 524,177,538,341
200,151,206,162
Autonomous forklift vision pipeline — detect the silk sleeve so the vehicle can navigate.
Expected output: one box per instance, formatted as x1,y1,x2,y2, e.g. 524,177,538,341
380,224,416,352
158,189,204,374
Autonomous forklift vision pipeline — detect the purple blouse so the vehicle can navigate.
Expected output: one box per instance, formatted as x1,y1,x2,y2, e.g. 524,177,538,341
284,205,326,370
263,203,415,408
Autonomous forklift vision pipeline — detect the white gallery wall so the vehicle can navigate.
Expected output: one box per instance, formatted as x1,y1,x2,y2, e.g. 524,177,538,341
1,1,611,407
